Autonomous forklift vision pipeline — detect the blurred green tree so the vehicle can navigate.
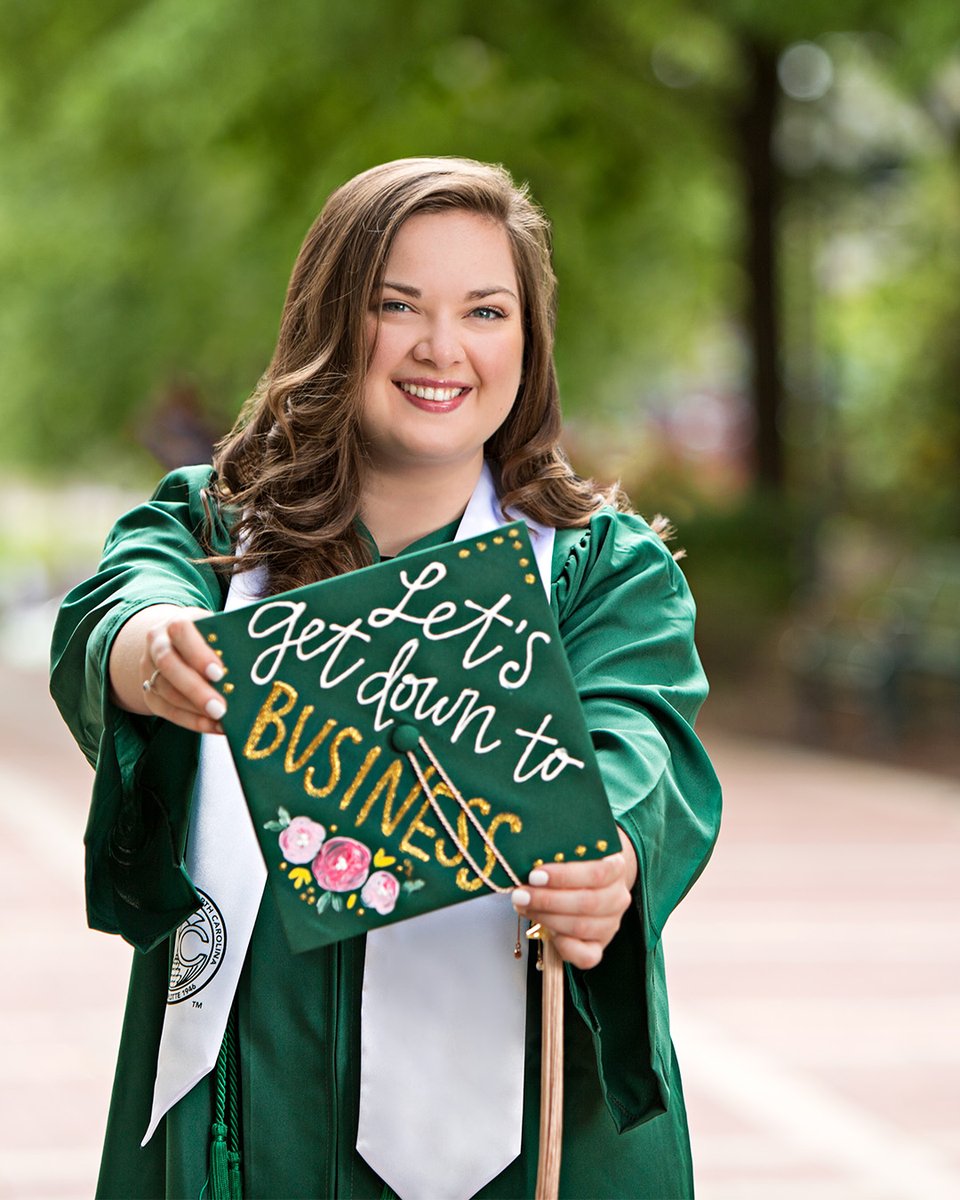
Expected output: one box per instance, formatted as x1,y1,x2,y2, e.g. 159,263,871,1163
0,0,730,470
0,0,958,547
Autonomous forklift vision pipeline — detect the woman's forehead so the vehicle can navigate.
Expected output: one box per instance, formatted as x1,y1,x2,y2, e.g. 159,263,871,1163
380,211,519,293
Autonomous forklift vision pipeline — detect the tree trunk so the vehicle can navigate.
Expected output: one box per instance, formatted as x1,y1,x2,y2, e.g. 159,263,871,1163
738,38,785,491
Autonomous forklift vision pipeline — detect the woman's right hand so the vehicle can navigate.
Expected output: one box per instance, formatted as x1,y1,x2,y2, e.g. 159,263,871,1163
108,604,228,734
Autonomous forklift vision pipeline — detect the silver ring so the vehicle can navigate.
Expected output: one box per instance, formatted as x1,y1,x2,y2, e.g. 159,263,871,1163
142,668,161,693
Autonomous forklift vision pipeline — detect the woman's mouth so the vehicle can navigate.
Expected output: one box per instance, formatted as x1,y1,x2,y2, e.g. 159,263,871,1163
396,381,469,402
394,380,471,411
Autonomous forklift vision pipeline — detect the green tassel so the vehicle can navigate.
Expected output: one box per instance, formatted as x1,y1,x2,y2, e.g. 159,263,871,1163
200,1008,243,1200
207,1121,230,1200
227,1149,242,1200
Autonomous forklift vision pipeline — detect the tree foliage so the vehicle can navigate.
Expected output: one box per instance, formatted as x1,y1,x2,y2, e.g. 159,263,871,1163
1,0,958,539
0,0,723,466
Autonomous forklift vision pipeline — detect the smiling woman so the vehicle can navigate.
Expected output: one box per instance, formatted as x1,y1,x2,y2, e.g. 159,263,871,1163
202,158,606,596
360,211,525,548
363,214,524,455
49,157,721,1200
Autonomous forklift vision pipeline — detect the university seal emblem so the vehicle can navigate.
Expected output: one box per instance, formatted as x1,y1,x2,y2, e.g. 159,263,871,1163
166,890,227,1004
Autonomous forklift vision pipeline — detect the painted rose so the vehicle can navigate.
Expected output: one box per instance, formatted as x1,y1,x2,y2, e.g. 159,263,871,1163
278,816,326,864
312,837,372,892
361,870,401,916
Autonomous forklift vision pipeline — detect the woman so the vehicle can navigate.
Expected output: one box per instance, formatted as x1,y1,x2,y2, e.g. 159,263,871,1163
51,157,721,1199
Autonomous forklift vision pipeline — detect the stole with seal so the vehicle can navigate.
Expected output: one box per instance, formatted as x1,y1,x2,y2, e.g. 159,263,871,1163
195,523,619,1200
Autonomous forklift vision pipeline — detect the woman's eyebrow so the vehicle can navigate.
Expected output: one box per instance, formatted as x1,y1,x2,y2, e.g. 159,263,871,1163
381,281,518,302
382,281,420,297
466,286,518,301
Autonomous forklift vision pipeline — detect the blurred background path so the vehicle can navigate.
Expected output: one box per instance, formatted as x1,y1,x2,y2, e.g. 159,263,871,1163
1,662,957,1199
668,732,960,1200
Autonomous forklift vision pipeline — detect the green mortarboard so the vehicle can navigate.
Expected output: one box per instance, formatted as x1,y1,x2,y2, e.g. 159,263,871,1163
198,523,618,954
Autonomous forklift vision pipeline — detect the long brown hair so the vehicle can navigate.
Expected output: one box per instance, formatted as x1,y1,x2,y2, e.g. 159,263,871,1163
210,156,624,593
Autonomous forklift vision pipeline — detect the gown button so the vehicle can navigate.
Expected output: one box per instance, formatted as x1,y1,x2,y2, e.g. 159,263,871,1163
390,723,420,753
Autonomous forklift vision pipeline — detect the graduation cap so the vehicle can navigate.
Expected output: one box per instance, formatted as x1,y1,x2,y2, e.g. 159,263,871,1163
197,523,618,955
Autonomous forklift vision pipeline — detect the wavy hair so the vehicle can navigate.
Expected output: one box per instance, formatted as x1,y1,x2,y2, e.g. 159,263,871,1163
209,156,625,592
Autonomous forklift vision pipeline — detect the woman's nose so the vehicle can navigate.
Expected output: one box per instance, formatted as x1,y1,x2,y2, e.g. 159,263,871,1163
412,318,464,368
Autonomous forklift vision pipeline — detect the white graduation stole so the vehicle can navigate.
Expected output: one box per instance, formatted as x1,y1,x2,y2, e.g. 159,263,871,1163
142,563,268,1145
143,463,555,1200
356,470,555,1200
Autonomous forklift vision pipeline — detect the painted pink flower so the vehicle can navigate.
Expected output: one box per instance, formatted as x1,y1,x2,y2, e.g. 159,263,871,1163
279,816,326,864
361,870,401,915
312,837,371,892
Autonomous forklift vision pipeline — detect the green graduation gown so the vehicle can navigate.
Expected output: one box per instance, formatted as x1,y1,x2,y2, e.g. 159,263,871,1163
50,466,721,1200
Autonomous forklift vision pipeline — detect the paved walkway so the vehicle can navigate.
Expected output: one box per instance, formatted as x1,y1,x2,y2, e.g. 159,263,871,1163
666,732,960,1199
1,664,958,1199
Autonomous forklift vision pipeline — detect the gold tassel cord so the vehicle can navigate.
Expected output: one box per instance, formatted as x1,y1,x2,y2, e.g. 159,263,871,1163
414,736,524,886
535,931,564,1200
402,737,523,892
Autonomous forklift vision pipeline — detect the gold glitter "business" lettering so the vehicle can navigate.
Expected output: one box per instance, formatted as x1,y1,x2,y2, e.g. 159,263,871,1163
243,680,522,889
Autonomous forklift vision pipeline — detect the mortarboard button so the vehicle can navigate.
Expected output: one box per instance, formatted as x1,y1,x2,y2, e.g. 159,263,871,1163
389,723,420,754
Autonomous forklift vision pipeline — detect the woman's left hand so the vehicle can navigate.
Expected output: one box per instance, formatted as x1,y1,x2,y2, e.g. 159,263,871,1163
511,827,638,970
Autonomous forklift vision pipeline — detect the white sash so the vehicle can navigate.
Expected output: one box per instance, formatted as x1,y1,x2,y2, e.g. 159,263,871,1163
142,564,268,1144
357,469,555,1200
144,463,555,1194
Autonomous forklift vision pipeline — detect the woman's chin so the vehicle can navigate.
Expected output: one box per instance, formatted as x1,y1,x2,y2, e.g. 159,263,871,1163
367,442,485,477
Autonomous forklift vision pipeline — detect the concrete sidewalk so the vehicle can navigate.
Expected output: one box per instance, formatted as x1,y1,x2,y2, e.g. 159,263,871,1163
0,667,130,1198
1,663,958,1198
667,732,960,1199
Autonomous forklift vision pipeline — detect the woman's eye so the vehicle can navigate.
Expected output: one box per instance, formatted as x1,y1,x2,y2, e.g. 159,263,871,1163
380,299,412,314
470,305,506,320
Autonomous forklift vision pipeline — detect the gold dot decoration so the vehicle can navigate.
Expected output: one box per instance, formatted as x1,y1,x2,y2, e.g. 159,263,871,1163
458,548,470,558
512,540,523,551
493,536,504,545
206,633,218,644
596,840,608,852
476,541,487,551
534,858,544,867
508,528,519,537
358,908,365,917
215,648,224,657
223,682,235,694
330,825,338,833
575,845,587,857
519,557,530,567
299,892,308,902
553,852,565,862
524,573,536,585
279,862,288,871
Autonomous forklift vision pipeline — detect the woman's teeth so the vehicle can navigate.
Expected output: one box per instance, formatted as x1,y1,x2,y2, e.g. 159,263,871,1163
397,383,466,402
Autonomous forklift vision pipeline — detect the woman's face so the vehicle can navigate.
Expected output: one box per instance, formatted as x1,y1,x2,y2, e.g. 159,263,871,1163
362,210,524,481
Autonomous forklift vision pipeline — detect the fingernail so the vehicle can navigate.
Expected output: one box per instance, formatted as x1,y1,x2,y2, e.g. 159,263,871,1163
205,661,225,682
512,889,531,909
528,868,549,886
205,697,227,720
153,634,171,656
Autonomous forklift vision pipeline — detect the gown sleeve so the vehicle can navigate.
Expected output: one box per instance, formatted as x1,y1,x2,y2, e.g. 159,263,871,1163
49,465,231,951
552,509,721,1133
